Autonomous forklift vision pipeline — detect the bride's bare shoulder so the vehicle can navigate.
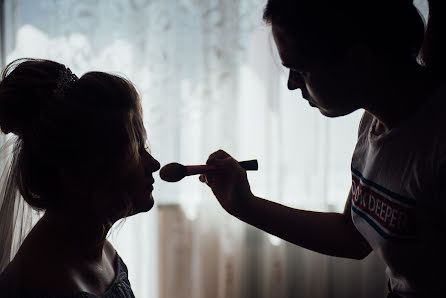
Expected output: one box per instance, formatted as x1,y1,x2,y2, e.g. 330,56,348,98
0,237,73,291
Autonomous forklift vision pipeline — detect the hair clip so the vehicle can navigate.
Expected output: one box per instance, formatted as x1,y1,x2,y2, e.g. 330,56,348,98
53,67,79,98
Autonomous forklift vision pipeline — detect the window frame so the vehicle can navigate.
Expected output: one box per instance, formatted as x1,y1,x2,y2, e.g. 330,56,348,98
0,0,4,70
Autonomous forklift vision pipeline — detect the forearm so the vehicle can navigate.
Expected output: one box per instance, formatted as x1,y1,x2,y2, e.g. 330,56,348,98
202,150,371,259
235,196,372,259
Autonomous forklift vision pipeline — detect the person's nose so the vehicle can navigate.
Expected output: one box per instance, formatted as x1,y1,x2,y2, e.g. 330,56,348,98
287,70,305,90
150,156,161,173
143,151,160,174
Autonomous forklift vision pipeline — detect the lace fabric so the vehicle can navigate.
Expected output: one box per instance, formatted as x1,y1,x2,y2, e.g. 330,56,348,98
53,67,79,98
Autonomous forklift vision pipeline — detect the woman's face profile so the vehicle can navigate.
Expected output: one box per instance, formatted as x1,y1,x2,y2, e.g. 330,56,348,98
91,109,161,220
117,117,160,216
272,24,364,117
129,145,161,214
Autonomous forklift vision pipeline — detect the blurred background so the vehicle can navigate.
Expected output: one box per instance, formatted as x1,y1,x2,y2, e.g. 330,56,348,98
0,0,428,297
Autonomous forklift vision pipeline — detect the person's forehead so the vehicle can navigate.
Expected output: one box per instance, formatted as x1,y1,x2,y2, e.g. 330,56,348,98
131,109,147,139
272,24,316,69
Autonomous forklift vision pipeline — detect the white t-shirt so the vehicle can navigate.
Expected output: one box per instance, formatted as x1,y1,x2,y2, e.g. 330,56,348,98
351,86,446,298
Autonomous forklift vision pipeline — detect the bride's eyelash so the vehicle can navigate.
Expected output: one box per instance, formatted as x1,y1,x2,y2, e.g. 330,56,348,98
138,141,149,153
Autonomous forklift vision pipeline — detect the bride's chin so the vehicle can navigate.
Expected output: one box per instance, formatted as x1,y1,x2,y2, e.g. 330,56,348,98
135,195,155,213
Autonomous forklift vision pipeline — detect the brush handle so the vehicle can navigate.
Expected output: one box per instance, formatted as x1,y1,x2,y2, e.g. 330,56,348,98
185,159,258,176
238,159,258,171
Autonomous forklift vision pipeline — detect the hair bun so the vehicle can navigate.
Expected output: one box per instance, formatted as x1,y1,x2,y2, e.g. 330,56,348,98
0,59,67,136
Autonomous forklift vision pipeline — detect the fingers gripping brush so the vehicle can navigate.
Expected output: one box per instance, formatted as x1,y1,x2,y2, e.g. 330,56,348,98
159,160,258,182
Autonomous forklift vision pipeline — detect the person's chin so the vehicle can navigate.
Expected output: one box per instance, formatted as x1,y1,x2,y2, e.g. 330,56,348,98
146,194,155,210
319,109,340,117
308,102,335,117
318,106,356,118
140,194,155,212
131,194,155,215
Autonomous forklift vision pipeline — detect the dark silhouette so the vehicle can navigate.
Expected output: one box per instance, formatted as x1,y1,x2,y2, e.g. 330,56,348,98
160,159,258,182
0,58,160,296
201,1,446,297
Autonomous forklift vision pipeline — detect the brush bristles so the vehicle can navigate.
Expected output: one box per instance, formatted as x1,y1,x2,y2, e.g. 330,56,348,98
159,163,187,182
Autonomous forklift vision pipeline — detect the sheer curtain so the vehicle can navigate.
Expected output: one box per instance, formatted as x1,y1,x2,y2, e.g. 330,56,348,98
1,0,428,297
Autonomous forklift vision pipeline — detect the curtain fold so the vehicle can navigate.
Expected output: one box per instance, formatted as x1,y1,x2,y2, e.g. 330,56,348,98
2,0,430,297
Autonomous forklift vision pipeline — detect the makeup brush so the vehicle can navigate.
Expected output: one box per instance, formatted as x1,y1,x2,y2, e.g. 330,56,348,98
159,159,258,182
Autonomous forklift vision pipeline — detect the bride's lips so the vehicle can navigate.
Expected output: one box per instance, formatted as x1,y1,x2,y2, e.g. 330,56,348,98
302,94,316,107
301,91,316,107
145,179,155,191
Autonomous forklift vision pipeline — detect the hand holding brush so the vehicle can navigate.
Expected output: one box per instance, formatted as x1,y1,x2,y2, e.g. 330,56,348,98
159,159,258,182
